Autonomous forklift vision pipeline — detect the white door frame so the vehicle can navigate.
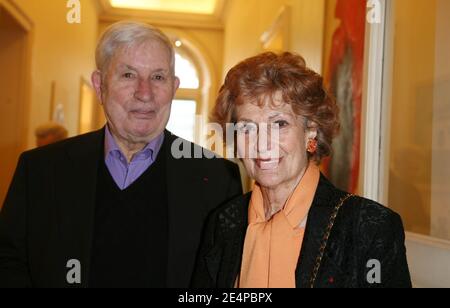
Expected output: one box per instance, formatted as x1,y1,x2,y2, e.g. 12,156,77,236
361,0,450,288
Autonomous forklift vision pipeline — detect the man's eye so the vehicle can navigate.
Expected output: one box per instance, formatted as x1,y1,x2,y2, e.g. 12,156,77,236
123,73,135,79
153,75,166,81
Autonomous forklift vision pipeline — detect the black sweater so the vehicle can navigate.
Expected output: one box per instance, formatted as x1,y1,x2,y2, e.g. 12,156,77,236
89,145,168,288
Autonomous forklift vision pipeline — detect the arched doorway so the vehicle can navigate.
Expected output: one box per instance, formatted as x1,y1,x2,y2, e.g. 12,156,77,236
164,31,217,147
166,48,202,143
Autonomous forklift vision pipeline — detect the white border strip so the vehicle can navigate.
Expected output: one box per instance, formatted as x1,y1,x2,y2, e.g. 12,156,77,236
360,0,387,202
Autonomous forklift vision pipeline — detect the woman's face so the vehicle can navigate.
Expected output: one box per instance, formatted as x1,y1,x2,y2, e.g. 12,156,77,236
235,93,317,189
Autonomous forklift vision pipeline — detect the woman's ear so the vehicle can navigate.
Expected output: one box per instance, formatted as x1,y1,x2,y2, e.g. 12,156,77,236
306,120,318,140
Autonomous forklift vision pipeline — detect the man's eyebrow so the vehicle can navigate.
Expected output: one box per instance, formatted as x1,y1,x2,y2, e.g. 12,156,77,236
151,68,170,73
119,65,169,73
123,64,137,71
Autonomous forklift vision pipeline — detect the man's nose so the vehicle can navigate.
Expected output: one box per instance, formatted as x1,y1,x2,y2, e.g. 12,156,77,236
134,79,154,102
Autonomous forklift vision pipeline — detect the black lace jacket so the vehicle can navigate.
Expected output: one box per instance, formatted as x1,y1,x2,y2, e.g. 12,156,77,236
192,174,412,288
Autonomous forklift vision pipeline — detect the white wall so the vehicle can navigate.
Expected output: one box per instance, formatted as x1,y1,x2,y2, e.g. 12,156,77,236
406,233,450,287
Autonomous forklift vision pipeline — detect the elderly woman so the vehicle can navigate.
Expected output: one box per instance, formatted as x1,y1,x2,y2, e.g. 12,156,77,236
192,52,412,288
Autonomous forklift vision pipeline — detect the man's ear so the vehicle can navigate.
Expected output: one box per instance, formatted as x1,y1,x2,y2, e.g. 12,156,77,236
173,76,180,95
91,70,104,104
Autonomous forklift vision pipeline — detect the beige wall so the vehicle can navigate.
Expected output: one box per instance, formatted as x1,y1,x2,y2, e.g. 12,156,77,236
431,0,450,239
10,0,99,148
388,0,437,235
222,0,325,78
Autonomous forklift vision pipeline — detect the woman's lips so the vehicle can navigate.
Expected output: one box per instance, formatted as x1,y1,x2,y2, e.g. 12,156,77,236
255,157,282,170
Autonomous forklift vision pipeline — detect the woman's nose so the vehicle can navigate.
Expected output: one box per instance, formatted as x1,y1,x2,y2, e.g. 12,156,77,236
257,124,278,154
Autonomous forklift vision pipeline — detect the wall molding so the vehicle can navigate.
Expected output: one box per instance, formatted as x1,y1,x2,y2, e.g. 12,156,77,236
1,0,33,31
360,0,387,202
260,5,291,51
98,0,225,30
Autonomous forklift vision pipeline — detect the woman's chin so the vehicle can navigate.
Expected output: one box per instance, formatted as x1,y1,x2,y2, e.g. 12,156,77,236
255,176,283,189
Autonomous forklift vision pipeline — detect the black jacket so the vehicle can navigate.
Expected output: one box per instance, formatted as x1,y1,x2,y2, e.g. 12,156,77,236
192,174,412,288
0,128,242,288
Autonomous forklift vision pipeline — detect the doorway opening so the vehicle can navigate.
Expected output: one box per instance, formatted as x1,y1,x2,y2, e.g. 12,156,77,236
0,4,31,206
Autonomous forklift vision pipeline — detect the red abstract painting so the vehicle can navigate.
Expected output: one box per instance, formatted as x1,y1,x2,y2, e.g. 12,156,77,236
324,0,366,193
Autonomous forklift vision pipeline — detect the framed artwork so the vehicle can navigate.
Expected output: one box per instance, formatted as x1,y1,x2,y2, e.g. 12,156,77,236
322,0,366,193
78,77,104,134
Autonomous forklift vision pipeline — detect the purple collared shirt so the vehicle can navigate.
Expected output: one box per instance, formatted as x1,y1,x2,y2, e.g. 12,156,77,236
104,126,164,190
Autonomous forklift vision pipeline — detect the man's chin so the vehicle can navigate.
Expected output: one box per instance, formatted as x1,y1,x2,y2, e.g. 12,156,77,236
127,127,163,142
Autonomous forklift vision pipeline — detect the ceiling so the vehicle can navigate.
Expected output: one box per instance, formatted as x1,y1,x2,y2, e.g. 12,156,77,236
109,0,218,15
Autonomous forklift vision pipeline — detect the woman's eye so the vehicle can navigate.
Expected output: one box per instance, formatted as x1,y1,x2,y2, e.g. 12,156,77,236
237,123,257,134
274,120,289,128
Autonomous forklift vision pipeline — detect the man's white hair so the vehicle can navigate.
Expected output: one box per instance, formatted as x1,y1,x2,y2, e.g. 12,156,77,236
95,20,175,74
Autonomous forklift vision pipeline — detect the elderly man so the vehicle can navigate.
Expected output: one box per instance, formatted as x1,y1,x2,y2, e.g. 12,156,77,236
0,21,242,288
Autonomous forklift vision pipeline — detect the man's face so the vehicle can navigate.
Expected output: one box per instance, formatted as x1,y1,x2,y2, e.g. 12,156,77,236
93,41,180,144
